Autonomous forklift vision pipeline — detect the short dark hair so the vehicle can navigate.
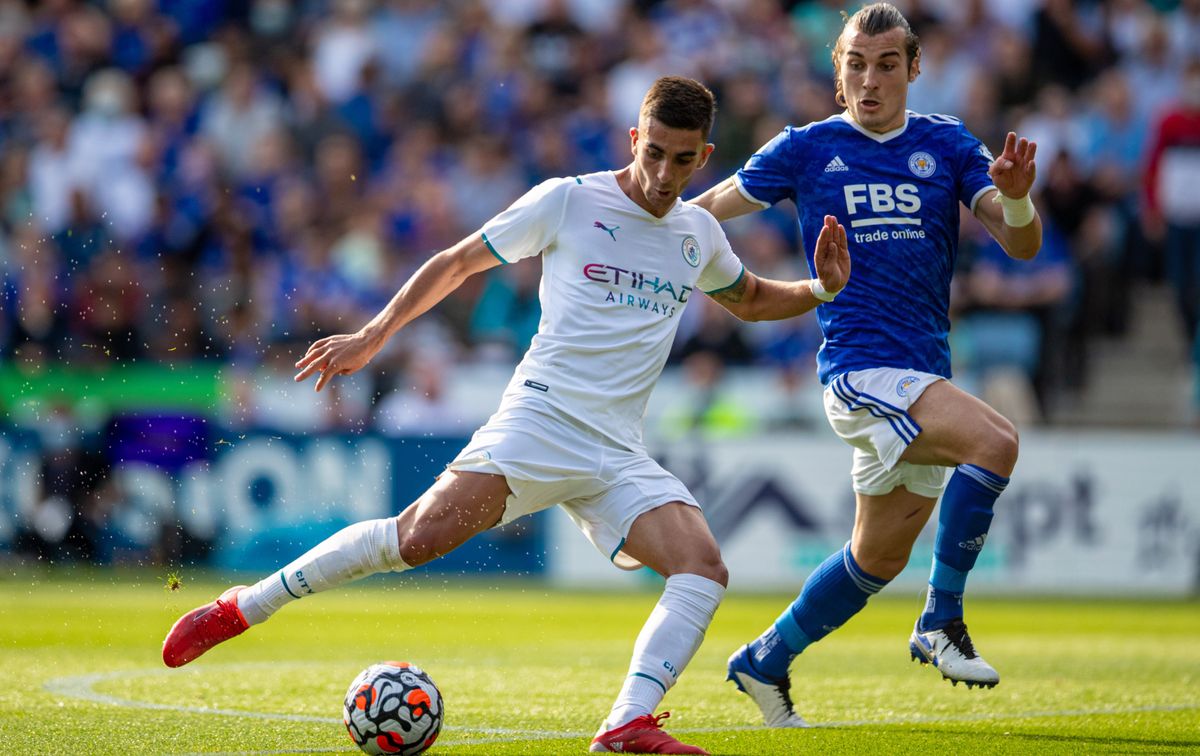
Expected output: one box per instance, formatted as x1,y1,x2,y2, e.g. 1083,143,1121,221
832,3,921,105
639,76,717,139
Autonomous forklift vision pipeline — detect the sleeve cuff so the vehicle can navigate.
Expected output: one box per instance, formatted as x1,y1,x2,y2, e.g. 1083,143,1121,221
733,175,773,209
703,265,746,295
969,185,997,214
481,232,509,264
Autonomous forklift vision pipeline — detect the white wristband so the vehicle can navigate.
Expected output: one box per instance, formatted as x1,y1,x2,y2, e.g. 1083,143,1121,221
994,192,1035,228
810,279,838,302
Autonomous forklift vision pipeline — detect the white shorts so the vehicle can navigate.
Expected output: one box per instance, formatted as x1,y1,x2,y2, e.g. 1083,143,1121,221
823,367,950,498
447,396,698,571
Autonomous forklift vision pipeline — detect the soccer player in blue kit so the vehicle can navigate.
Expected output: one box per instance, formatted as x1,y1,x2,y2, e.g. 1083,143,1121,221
693,3,1042,726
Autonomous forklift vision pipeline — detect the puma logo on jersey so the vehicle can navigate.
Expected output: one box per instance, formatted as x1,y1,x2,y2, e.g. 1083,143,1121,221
593,221,619,240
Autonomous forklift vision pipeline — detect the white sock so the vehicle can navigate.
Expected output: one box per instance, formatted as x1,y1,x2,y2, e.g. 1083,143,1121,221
236,518,409,625
602,573,725,732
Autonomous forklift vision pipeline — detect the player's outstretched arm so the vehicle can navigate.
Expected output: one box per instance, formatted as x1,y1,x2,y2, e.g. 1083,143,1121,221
710,215,849,321
294,234,502,391
976,131,1042,261
691,176,764,221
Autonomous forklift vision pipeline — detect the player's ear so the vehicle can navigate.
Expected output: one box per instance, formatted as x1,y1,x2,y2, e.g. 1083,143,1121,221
697,143,714,169
629,126,639,156
909,50,921,82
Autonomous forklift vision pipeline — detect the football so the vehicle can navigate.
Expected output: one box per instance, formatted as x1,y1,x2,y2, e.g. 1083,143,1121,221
343,662,444,755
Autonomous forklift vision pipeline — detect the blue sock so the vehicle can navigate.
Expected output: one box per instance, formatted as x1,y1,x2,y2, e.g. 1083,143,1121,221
747,542,889,679
920,464,1009,632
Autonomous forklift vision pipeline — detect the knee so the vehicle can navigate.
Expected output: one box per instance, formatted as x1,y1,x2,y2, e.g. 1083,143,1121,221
707,558,730,588
862,556,905,581
671,549,728,588
990,417,1019,476
396,526,434,567
393,495,502,567
969,415,1018,476
701,559,730,588
855,552,907,581
396,515,453,568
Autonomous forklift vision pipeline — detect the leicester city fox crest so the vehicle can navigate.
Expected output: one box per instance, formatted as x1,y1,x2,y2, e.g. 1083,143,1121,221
908,151,937,178
681,236,701,267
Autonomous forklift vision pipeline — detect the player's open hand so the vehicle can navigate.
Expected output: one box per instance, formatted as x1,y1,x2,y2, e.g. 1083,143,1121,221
988,131,1037,199
814,214,850,296
294,331,380,392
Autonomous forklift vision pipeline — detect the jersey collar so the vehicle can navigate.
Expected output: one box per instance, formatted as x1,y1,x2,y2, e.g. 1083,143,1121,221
838,110,910,143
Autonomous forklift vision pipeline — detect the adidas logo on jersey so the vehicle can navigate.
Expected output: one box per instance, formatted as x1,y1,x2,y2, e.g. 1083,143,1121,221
824,155,849,172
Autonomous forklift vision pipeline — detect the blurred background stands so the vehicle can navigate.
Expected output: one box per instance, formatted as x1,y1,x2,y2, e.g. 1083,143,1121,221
0,0,1197,462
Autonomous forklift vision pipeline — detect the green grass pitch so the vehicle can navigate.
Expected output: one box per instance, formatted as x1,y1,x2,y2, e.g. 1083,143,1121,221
0,570,1197,754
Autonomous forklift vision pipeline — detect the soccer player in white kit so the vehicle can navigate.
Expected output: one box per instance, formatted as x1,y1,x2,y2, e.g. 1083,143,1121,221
161,76,851,755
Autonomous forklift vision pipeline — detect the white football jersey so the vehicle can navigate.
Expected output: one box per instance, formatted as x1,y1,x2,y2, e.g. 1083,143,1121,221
480,170,744,452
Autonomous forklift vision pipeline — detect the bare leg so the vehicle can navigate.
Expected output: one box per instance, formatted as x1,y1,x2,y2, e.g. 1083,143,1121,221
394,470,511,566
851,487,937,579
238,470,510,623
621,502,728,586
901,380,1018,474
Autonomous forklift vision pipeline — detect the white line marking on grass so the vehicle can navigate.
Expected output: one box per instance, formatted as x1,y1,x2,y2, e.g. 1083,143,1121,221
45,665,1200,752
42,665,580,747
46,669,341,725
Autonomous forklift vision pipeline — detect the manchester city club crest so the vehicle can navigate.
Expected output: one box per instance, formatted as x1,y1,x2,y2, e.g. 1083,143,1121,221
681,235,700,267
908,151,936,178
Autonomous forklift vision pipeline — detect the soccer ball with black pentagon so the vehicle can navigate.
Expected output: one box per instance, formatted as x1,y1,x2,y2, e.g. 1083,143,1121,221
343,662,443,755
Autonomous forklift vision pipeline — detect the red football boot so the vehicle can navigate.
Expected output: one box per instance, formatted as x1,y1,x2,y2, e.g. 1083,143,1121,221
589,712,709,754
162,586,249,667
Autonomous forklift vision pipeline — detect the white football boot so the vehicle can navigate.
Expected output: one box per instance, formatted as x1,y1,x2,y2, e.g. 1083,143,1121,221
726,645,809,728
909,618,1000,688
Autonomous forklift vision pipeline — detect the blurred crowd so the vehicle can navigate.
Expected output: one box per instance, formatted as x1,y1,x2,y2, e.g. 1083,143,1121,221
1,0,1198,438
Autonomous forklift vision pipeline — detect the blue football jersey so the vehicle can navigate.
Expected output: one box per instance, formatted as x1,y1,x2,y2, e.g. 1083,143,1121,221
735,111,996,384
